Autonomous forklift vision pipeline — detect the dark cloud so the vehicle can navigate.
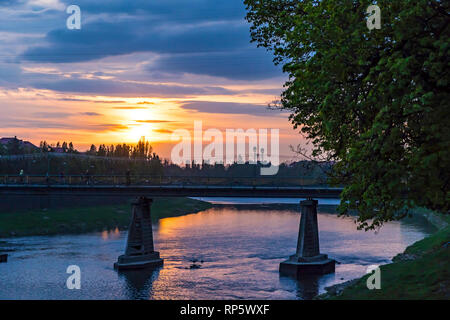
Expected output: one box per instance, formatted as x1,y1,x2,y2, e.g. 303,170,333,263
80,112,102,116
0,118,127,132
58,98,90,102
58,0,245,22
0,120,70,129
151,49,282,80
32,112,73,118
242,88,284,96
58,98,126,104
179,101,285,117
21,21,251,63
31,78,235,97
4,0,282,92
21,17,280,80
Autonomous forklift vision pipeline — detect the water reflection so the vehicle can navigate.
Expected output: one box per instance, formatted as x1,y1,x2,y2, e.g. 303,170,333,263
0,204,435,300
295,275,321,300
101,228,121,241
118,268,161,300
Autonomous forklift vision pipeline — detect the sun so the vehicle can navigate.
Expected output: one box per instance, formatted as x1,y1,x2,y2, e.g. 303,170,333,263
114,106,154,143
110,101,174,143
125,123,154,143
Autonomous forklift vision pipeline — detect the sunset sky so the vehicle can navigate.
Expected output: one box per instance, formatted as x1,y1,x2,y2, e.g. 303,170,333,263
0,0,305,161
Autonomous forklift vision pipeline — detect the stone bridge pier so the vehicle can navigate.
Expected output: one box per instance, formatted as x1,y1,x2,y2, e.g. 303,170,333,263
114,197,163,270
279,199,335,277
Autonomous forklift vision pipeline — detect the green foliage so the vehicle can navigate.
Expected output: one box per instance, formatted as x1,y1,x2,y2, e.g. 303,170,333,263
245,0,449,229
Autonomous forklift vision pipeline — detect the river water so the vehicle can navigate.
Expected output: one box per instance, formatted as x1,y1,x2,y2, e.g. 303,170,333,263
0,200,435,300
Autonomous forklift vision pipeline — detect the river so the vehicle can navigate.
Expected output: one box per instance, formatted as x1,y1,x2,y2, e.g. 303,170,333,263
0,199,435,299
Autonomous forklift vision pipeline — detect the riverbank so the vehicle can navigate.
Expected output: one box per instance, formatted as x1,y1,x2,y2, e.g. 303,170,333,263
320,210,449,300
0,197,213,238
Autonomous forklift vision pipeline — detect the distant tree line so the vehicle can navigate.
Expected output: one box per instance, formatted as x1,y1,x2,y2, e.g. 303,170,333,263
38,139,155,160
0,138,164,177
163,159,329,183
39,141,76,154
0,138,329,184
0,137,155,161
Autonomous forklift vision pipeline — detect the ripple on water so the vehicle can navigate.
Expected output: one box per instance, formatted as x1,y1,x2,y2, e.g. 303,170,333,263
0,205,435,300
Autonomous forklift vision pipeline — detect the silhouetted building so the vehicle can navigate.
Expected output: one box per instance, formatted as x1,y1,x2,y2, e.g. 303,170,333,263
0,136,39,153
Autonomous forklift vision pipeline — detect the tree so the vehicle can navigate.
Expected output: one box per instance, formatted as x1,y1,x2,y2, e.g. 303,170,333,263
87,144,97,156
245,0,449,229
97,144,107,157
40,141,49,153
132,138,153,159
68,142,75,153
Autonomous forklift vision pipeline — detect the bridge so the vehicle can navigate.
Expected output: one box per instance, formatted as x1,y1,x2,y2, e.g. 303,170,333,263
0,174,342,276
0,174,343,198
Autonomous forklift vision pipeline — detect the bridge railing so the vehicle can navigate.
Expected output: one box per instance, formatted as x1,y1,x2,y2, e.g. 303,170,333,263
0,175,328,187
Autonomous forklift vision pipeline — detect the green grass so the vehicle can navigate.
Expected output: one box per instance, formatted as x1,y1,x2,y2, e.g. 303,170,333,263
324,216,450,300
398,226,450,259
0,197,213,238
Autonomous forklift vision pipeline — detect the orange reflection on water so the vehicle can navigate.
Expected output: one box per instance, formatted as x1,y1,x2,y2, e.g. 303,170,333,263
158,211,214,237
101,227,121,240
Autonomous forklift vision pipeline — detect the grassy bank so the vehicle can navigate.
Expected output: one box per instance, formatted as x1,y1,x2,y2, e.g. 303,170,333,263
321,211,450,300
0,197,213,238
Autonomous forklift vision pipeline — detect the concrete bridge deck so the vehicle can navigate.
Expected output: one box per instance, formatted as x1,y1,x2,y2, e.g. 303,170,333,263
0,175,343,198
0,184,343,198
